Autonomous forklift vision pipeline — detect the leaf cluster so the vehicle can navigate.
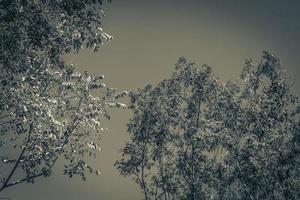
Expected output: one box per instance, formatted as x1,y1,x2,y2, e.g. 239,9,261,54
116,52,300,200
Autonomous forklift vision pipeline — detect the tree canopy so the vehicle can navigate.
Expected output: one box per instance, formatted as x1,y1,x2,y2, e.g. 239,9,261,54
0,0,128,192
116,52,300,200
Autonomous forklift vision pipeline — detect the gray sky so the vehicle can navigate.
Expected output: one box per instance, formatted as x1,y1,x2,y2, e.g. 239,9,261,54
3,0,300,199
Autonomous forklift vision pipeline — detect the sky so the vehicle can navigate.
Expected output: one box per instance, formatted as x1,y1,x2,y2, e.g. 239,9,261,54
2,0,300,199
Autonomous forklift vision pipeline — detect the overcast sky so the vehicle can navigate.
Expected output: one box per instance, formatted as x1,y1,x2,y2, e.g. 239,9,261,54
3,0,300,199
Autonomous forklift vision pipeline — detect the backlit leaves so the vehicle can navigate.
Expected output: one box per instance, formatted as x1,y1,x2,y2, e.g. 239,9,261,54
0,0,127,192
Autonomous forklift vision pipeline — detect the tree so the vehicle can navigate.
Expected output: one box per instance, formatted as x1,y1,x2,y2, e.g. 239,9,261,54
0,0,127,192
0,0,113,74
115,52,300,200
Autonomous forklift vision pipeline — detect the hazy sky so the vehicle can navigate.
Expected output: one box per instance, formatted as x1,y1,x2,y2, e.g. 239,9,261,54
3,0,300,199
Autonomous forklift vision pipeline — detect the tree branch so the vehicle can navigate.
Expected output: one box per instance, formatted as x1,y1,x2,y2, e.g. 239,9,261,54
0,125,33,193
3,172,44,189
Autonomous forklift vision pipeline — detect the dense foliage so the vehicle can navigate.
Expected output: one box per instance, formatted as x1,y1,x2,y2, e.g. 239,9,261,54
116,52,300,200
0,0,128,192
